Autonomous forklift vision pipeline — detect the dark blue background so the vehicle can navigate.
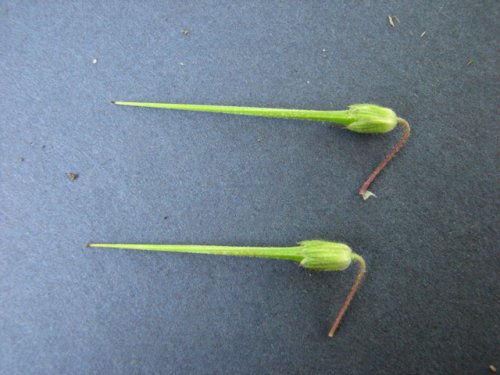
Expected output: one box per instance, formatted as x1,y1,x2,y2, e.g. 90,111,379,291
1,1,498,374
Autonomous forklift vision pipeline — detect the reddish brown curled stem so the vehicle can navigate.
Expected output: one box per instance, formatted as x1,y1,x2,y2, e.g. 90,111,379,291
358,118,411,200
328,255,366,337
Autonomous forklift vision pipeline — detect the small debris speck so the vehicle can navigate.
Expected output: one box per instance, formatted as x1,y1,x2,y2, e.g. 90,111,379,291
181,28,190,35
388,15,395,27
466,58,474,66
92,58,97,64
388,15,400,27
306,80,310,84
179,62,185,66
66,172,79,181
420,31,426,38
489,365,497,373
17,156,25,162
322,48,327,52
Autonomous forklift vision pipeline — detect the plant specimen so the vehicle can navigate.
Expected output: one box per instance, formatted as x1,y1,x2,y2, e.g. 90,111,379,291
87,240,366,337
112,101,410,199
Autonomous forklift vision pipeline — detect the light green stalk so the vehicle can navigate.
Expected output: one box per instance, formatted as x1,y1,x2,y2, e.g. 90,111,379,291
113,101,397,133
113,101,410,199
87,240,366,336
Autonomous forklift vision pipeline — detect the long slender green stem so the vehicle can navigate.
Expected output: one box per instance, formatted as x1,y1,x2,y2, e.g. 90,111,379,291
112,101,353,124
87,243,304,261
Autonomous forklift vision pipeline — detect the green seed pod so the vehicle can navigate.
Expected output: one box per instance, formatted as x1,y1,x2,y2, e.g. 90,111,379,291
298,240,353,271
87,239,366,337
112,100,410,199
345,104,398,134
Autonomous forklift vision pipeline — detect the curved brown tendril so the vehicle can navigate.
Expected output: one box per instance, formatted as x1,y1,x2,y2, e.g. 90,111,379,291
358,118,411,200
328,255,366,337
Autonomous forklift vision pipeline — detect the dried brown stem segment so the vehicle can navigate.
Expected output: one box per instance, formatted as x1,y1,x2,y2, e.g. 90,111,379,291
358,118,411,200
328,254,366,337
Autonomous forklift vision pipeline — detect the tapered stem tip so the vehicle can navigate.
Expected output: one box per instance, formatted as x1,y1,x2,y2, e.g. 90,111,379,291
361,191,376,200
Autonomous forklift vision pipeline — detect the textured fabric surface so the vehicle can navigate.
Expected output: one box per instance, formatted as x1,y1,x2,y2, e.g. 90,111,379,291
1,1,498,374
